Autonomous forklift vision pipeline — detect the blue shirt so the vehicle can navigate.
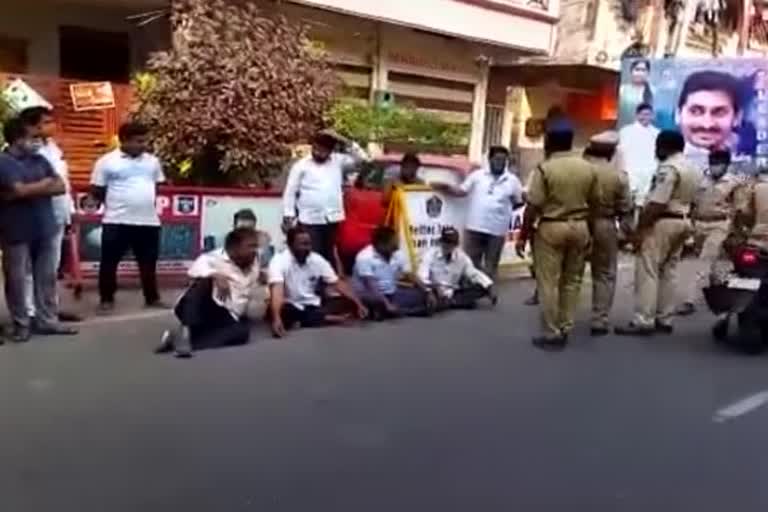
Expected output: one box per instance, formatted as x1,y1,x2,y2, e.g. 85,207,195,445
353,245,408,295
0,150,57,244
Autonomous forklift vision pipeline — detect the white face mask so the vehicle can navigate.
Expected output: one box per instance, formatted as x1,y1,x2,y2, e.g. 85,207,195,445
709,164,728,178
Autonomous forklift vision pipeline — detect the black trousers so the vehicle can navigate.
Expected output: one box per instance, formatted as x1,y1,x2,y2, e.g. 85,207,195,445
436,285,489,311
175,278,250,350
99,224,160,304
300,222,339,263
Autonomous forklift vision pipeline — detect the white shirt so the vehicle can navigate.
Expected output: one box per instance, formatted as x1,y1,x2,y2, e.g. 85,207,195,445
352,245,408,295
618,122,660,206
460,169,523,237
282,153,355,225
91,149,165,226
417,247,492,298
187,249,261,319
38,139,74,226
267,249,338,309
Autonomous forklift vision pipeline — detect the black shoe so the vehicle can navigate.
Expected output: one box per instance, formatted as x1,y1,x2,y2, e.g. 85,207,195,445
174,327,193,359
590,326,610,337
155,329,175,354
614,323,655,336
58,311,83,323
655,321,674,334
98,302,115,315
532,334,567,351
35,324,78,336
713,317,729,342
675,302,696,316
524,294,539,306
12,326,31,343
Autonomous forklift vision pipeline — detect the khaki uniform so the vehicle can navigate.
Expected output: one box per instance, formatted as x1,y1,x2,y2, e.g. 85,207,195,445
633,154,698,327
586,156,632,330
683,172,740,303
733,174,768,250
528,151,598,337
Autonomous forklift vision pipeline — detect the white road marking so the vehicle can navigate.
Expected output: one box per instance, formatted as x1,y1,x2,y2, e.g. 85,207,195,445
713,391,768,423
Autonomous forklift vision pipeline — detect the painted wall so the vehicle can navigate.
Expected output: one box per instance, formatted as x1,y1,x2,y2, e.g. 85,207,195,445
289,0,556,53
0,0,142,76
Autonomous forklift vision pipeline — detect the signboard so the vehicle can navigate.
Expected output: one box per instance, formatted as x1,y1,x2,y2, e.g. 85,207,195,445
70,82,115,111
618,58,766,178
75,192,201,277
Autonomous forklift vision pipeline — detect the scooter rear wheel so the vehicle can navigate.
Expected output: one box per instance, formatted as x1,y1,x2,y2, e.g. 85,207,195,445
737,312,766,355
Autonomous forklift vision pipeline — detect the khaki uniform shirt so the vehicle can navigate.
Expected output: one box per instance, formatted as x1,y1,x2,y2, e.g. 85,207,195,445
527,151,598,221
645,153,698,215
585,156,632,218
734,175,768,248
693,172,739,220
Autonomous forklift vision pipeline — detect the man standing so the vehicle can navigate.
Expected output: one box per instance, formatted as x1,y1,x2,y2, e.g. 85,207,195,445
157,228,261,359
583,131,633,336
618,103,660,207
616,131,698,336
677,149,740,316
19,106,80,323
433,146,524,279
0,118,77,342
90,122,166,312
282,131,365,263
268,226,367,338
515,121,597,350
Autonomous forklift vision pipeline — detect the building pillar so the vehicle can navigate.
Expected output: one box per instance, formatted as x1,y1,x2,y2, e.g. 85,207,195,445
469,59,490,162
369,23,388,102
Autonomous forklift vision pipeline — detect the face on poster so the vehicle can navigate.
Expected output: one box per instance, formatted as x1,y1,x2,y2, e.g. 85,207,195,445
618,58,768,171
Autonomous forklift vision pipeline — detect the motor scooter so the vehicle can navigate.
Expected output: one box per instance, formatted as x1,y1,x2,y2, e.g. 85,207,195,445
703,245,768,354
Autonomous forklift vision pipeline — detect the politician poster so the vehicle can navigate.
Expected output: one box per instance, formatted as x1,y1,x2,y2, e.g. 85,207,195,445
617,58,766,198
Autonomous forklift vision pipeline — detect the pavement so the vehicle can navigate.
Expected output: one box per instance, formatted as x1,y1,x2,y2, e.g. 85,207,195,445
2,262,768,511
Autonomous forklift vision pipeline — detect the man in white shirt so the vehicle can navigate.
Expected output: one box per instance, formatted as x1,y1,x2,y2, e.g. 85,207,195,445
618,103,660,207
433,146,524,279
268,226,367,338
352,225,432,319
157,228,261,358
418,227,496,310
19,106,80,323
90,122,166,313
281,131,365,264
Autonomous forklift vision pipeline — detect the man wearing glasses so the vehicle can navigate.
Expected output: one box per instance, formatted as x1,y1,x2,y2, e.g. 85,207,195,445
433,146,524,279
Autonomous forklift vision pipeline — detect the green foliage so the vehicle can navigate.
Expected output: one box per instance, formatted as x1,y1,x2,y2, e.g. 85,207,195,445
0,90,11,146
328,99,469,152
132,0,338,186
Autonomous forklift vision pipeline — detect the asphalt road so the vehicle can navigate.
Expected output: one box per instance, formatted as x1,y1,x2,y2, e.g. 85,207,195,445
2,275,768,511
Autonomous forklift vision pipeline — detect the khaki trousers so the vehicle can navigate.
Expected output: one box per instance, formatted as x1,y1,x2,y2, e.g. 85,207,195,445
533,220,590,336
590,218,618,329
633,218,692,327
684,220,730,304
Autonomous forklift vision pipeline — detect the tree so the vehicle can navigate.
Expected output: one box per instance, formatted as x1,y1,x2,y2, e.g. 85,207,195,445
328,99,469,153
133,0,338,186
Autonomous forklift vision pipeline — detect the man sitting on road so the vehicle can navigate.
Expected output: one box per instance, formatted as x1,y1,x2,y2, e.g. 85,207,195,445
267,226,367,338
352,225,432,320
418,227,497,310
157,227,262,358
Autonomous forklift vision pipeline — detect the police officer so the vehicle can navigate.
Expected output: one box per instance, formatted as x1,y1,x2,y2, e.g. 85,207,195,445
516,119,598,350
583,131,633,336
616,131,698,336
676,149,740,316
732,164,768,249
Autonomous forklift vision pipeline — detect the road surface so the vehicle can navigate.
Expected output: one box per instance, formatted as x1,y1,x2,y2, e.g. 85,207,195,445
1,274,768,511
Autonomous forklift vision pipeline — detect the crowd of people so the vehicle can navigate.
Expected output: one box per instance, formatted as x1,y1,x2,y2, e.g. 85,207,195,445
4,104,766,358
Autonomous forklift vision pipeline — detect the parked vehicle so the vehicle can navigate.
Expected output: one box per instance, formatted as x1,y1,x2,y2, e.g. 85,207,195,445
703,244,768,354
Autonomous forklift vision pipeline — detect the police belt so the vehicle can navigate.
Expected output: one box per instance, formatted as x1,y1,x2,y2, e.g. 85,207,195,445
693,214,729,222
658,212,688,220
